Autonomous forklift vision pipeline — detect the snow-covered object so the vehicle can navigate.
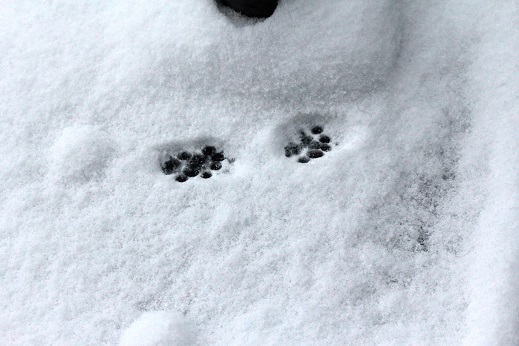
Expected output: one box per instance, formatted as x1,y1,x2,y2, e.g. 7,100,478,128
119,311,197,346
49,125,115,184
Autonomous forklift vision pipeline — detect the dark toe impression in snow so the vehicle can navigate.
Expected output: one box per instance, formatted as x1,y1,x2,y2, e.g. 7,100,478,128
285,126,333,163
161,145,228,182
217,0,278,19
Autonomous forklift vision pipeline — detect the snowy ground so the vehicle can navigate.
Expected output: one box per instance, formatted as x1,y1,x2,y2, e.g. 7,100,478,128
1,1,518,345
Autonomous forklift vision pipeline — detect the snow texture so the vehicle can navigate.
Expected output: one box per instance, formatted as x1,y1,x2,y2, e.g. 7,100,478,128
119,311,197,346
49,125,116,184
0,0,518,345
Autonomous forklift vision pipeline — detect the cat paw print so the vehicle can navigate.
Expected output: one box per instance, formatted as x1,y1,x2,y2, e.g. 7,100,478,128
284,125,333,163
160,145,228,182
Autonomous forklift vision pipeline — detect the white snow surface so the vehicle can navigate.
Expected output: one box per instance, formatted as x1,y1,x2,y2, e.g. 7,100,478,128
119,311,197,346
1,1,518,345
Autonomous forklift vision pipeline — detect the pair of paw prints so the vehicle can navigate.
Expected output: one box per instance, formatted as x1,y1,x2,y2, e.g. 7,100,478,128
284,125,332,163
161,145,227,183
159,124,335,183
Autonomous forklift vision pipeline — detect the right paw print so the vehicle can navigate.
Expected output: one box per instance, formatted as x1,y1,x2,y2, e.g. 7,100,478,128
160,145,228,183
284,125,333,163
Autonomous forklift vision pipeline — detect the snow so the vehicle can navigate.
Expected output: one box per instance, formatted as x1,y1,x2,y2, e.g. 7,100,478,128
49,125,116,184
0,0,518,345
461,3,519,345
119,311,197,346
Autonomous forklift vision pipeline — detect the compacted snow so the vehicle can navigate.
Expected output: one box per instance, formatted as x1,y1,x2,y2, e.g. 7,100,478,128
1,1,518,345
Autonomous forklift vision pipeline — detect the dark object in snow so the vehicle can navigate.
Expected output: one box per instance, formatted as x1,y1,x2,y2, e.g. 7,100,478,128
300,131,313,145
284,124,333,163
176,175,188,183
212,152,225,162
184,167,200,177
219,0,278,18
308,141,321,150
320,143,332,152
319,135,331,144
284,142,301,157
177,151,192,161
189,154,206,168
161,156,180,175
202,145,217,156
311,126,323,135
161,144,229,181
308,150,324,159
210,161,222,171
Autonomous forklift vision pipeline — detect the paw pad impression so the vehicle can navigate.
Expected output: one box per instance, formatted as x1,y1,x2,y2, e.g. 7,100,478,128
160,145,227,182
284,126,333,163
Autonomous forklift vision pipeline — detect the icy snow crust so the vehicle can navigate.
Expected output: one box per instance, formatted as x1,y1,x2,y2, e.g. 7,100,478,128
1,0,518,345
